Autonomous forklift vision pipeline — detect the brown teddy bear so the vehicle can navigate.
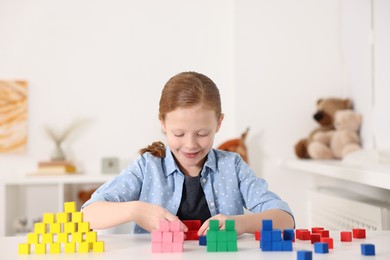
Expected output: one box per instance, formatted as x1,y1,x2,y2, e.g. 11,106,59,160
294,98,353,159
308,109,362,159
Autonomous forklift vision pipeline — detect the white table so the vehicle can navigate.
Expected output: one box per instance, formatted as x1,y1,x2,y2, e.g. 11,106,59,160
1,231,390,259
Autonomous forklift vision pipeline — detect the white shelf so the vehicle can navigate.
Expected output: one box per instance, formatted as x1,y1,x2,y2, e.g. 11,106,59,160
1,174,118,236
2,174,117,185
285,159,390,190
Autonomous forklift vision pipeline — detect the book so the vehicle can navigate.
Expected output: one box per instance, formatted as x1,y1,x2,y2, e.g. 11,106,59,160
38,161,74,167
37,165,77,173
32,161,78,175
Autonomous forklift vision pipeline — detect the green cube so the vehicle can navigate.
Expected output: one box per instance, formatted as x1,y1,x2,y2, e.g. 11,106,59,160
209,220,219,231
207,241,217,252
227,230,237,242
207,230,217,242
217,242,227,251
225,220,235,231
227,241,238,252
217,230,227,242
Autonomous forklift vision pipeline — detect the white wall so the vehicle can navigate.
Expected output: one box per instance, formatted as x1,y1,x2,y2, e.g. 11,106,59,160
2,0,384,229
234,0,345,227
0,0,236,175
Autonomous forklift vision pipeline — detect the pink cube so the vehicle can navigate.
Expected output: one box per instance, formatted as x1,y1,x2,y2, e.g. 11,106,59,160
172,242,183,252
173,231,184,242
159,220,170,232
162,242,172,253
170,220,181,232
151,230,162,243
152,242,162,253
162,232,173,243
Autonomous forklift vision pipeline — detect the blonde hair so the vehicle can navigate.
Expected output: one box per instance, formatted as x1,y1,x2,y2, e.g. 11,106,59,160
140,72,222,157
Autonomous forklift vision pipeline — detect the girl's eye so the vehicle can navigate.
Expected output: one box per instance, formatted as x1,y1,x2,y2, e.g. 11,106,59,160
198,132,209,137
174,134,184,137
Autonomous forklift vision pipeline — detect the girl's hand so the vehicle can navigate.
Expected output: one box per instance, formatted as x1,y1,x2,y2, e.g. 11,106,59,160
131,201,188,232
197,214,245,236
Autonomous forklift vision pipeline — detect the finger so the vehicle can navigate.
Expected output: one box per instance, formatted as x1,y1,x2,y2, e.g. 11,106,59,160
198,221,209,236
164,214,188,232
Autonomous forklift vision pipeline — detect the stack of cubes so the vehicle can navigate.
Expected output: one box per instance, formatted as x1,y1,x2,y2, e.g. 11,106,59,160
151,219,184,253
183,220,201,240
206,219,237,252
260,219,293,251
18,201,104,254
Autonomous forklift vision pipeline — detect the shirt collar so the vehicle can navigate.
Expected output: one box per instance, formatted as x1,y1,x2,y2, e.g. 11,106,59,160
164,147,218,177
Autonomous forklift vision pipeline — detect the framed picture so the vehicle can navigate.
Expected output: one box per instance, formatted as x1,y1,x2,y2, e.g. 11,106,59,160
0,80,28,154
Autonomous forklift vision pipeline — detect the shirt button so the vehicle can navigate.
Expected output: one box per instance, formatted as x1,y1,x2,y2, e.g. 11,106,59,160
210,202,215,207
201,178,207,183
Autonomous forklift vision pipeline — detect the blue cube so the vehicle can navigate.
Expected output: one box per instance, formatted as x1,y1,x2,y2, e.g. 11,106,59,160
262,219,273,231
361,243,375,256
283,229,295,241
297,250,312,260
314,242,329,254
199,235,207,246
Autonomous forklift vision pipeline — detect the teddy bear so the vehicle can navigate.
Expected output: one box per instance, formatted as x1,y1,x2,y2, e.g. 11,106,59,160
294,98,353,159
308,109,362,159
217,128,249,163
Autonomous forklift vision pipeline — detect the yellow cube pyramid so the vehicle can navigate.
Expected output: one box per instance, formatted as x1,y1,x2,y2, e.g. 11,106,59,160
17,201,105,254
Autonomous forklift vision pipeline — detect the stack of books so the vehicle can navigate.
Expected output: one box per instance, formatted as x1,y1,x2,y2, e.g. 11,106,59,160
34,161,77,175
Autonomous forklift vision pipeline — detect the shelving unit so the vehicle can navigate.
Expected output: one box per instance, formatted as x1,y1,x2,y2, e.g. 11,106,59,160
0,174,117,236
285,159,390,230
284,159,390,190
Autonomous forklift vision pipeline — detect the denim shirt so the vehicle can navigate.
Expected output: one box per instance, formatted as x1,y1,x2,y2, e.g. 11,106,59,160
82,147,293,233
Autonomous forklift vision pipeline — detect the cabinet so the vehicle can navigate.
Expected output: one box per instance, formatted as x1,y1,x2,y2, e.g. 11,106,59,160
0,174,116,236
285,159,390,230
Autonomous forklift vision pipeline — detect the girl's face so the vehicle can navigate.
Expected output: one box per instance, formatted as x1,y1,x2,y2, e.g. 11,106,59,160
161,104,223,177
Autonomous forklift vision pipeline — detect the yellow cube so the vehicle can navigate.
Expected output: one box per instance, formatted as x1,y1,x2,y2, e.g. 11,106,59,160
43,213,55,223
93,241,104,252
64,202,76,213
27,233,39,244
42,233,53,243
57,232,69,243
78,242,90,253
50,223,61,233
64,222,76,233
18,243,30,255
86,231,97,242
71,232,83,243
72,212,83,223
34,223,47,234
35,243,46,254
56,212,69,223
78,222,90,233
65,242,76,253
49,243,61,254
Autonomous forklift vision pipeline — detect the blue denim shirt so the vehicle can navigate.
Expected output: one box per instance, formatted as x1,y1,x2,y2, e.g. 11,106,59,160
82,147,293,233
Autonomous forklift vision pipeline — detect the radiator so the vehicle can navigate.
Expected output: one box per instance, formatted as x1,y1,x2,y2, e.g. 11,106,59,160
307,188,390,230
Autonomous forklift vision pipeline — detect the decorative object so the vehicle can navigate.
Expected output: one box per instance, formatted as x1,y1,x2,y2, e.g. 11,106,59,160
217,128,249,163
0,80,28,153
294,98,353,159
44,119,83,161
102,157,120,174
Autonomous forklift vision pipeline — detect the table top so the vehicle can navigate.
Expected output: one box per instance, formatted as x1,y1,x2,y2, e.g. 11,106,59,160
1,231,390,259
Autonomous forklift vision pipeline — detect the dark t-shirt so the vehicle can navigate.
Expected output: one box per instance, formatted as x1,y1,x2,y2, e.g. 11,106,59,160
177,175,211,224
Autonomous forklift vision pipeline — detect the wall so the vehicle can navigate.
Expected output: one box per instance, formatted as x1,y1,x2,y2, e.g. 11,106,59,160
234,0,344,227
1,0,383,229
0,0,236,176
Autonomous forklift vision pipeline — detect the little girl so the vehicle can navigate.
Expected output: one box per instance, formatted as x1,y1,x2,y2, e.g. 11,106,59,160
82,71,294,235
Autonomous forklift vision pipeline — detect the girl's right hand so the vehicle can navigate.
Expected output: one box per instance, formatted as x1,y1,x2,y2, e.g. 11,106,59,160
130,201,188,232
